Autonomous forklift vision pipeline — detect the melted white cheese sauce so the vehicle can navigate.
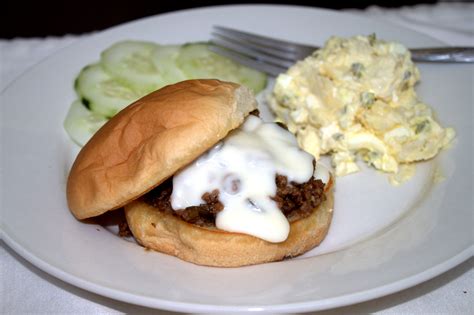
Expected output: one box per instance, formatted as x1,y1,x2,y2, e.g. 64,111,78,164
171,115,317,243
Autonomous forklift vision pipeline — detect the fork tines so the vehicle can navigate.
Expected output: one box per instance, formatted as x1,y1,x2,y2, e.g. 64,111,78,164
211,26,317,76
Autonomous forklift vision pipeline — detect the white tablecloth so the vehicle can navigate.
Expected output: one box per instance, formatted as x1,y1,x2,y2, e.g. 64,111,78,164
1,3,473,314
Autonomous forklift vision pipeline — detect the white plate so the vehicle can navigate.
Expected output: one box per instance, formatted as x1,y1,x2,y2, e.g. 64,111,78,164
1,5,472,313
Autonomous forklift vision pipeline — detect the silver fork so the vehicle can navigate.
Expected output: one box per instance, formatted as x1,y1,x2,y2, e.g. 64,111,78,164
210,25,474,76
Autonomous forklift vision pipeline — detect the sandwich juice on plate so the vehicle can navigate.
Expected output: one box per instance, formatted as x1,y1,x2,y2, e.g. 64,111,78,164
66,79,334,267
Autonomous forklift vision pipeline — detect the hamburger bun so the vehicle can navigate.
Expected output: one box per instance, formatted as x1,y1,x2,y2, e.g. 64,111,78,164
124,179,333,267
66,79,334,267
67,79,256,219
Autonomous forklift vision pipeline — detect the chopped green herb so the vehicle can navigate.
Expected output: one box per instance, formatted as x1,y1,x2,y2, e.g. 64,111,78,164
361,92,375,107
333,133,344,141
368,33,377,46
415,120,430,134
401,81,410,91
281,95,291,105
403,71,412,81
351,62,364,78
367,151,380,163
341,105,348,114
361,150,380,166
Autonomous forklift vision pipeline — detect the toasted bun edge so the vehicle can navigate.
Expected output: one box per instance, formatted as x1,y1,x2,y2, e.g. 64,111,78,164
124,180,334,267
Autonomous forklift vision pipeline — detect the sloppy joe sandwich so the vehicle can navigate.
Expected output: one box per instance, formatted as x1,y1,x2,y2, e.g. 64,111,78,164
67,79,334,267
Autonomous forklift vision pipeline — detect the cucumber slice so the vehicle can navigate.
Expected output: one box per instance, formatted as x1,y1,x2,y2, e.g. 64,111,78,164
176,43,267,93
101,40,165,93
75,63,142,117
152,45,187,85
64,100,108,146
235,66,268,94
176,43,239,81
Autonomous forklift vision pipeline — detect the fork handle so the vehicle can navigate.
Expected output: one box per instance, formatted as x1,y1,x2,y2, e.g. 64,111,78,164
410,47,474,63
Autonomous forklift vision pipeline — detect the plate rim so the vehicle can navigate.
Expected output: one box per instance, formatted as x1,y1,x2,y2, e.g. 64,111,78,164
1,3,472,313
2,231,472,312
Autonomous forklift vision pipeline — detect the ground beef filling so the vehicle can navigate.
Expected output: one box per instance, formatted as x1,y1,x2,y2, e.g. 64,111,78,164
118,221,133,237
144,174,325,228
273,175,325,222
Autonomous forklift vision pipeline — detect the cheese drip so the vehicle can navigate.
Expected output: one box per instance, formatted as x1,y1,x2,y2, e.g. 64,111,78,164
171,116,315,242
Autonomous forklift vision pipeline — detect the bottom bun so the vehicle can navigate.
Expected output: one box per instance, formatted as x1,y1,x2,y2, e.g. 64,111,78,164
124,184,334,267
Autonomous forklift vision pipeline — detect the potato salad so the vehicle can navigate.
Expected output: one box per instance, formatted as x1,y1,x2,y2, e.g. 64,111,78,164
269,35,455,184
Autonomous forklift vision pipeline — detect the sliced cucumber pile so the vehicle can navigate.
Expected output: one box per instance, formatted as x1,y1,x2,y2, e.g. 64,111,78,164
65,40,267,146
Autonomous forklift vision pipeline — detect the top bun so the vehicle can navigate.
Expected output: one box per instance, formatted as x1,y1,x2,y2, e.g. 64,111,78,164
67,79,257,219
